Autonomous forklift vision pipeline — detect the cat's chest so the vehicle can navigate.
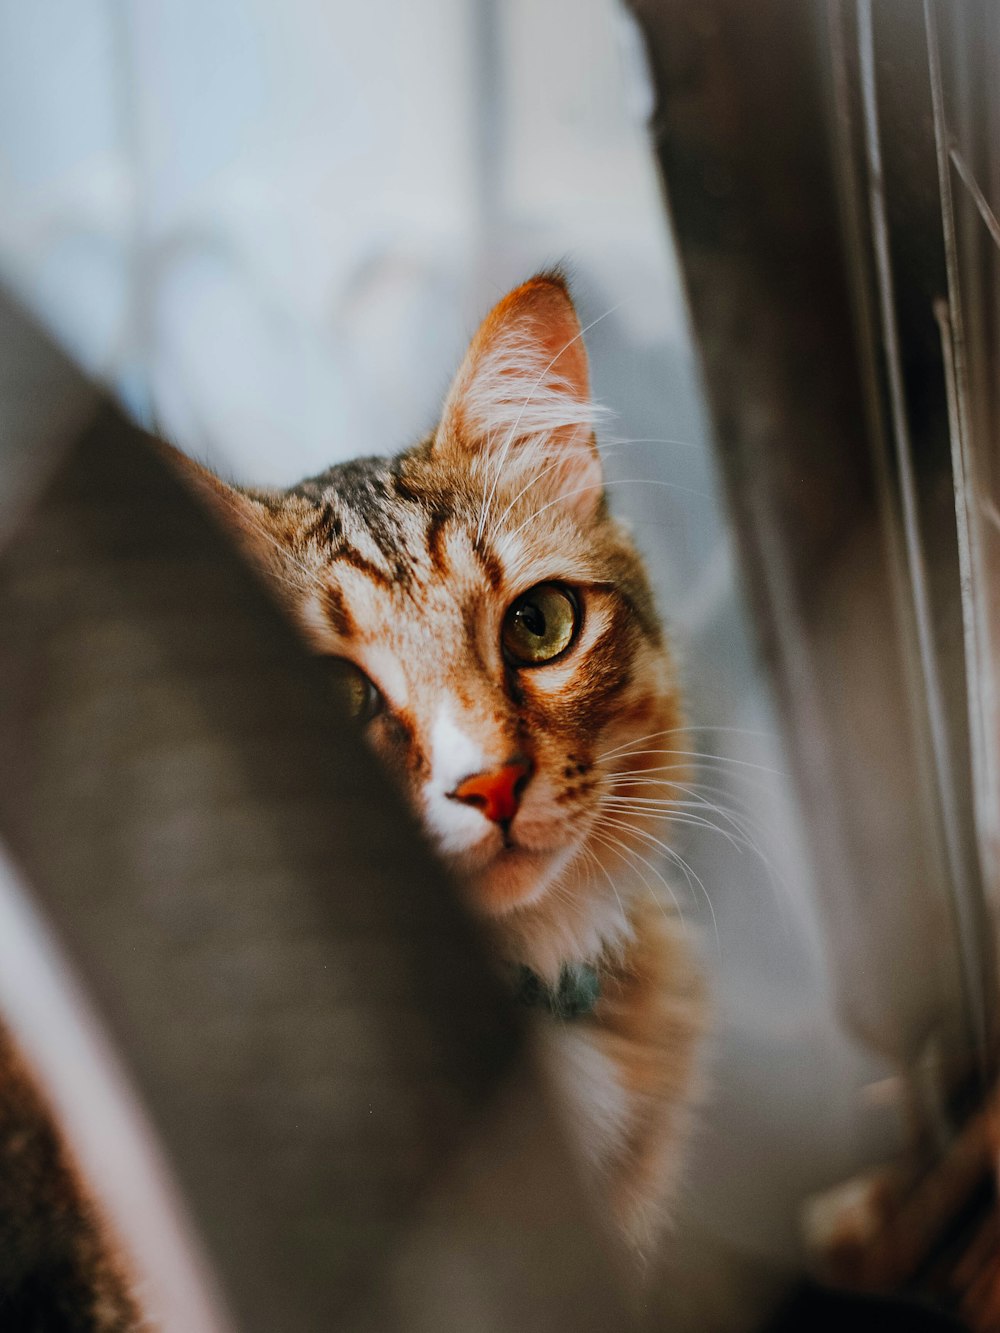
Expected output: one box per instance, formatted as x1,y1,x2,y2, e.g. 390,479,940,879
536,1016,633,1176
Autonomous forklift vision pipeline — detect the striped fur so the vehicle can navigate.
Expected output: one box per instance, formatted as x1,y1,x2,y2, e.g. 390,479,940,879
176,274,708,1254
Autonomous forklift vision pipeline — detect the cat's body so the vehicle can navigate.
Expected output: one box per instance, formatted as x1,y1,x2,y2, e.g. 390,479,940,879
185,274,708,1250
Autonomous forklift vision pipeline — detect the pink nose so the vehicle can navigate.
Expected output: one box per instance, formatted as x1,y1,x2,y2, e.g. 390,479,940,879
450,758,533,826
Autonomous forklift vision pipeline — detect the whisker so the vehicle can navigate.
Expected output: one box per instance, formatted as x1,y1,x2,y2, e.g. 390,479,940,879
607,771,758,805
594,814,720,953
599,807,733,871
592,815,693,901
600,778,762,835
661,843,720,955
579,831,631,925
488,444,590,543
606,785,770,862
641,777,776,866
613,774,792,919
606,784,758,825
594,728,689,763
588,828,690,939
598,749,783,778
600,800,750,852
597,763,762,797
598,760,784,897
594,724,777,764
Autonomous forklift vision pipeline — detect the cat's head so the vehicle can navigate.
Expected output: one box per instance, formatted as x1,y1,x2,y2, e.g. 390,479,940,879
184,275,682,975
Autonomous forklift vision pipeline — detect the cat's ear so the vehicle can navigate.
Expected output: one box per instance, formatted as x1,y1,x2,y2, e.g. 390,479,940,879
436,274,604,522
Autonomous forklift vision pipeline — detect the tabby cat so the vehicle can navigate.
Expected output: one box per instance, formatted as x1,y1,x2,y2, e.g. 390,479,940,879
0,275,706,1329
181,273,707,1251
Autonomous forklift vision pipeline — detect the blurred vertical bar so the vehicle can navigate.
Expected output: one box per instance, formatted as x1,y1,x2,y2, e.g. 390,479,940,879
932,0,1000,943
472,0,503,254
0,289,634,1331
627,0,995,1116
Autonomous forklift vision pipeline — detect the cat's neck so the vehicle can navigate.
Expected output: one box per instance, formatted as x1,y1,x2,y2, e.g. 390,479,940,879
491,859,638,984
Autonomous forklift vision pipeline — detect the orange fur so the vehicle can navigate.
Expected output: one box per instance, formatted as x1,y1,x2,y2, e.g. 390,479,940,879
595,899,707,1249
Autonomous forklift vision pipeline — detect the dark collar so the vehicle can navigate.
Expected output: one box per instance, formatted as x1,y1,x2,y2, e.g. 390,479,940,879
513,962,601,1020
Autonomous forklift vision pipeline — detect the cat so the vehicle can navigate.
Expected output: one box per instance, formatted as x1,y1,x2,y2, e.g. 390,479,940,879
176,272,708,1253
0,273,706,1329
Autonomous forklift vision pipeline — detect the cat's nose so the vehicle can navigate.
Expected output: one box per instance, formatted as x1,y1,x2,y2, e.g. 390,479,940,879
449,757,533,827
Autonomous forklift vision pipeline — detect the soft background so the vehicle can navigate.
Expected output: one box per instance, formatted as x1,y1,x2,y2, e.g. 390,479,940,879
0,0,902,1322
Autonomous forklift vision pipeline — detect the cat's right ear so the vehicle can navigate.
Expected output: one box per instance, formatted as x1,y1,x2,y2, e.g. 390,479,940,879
434,274,604,521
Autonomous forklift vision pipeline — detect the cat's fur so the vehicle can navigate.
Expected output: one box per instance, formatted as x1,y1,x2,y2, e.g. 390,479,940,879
181,273,707,1250
0,1026,144,1330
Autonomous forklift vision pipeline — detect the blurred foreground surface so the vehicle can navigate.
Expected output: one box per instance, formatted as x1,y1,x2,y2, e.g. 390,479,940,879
0,288,639,1331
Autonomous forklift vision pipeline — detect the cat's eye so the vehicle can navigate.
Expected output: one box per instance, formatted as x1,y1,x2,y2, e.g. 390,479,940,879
501,583,579,666
323,658,383,723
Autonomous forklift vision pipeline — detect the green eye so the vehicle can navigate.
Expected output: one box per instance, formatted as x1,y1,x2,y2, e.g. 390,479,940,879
324,658,383,722
502,584,579,666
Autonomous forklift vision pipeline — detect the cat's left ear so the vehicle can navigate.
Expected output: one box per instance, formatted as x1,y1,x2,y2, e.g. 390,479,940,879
435,273,604,522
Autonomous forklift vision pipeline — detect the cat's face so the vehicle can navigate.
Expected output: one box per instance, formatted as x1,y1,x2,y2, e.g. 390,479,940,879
193,276,681,958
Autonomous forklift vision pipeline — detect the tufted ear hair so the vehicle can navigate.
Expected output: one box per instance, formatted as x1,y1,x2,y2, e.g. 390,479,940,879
435,273,604,523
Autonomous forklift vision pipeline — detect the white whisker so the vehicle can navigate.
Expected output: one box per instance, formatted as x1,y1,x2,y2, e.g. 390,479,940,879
594,724,776,764
588,828,689,939
601,800,749,852
594,814,720,953
598,748,782,778
488,441,595,543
